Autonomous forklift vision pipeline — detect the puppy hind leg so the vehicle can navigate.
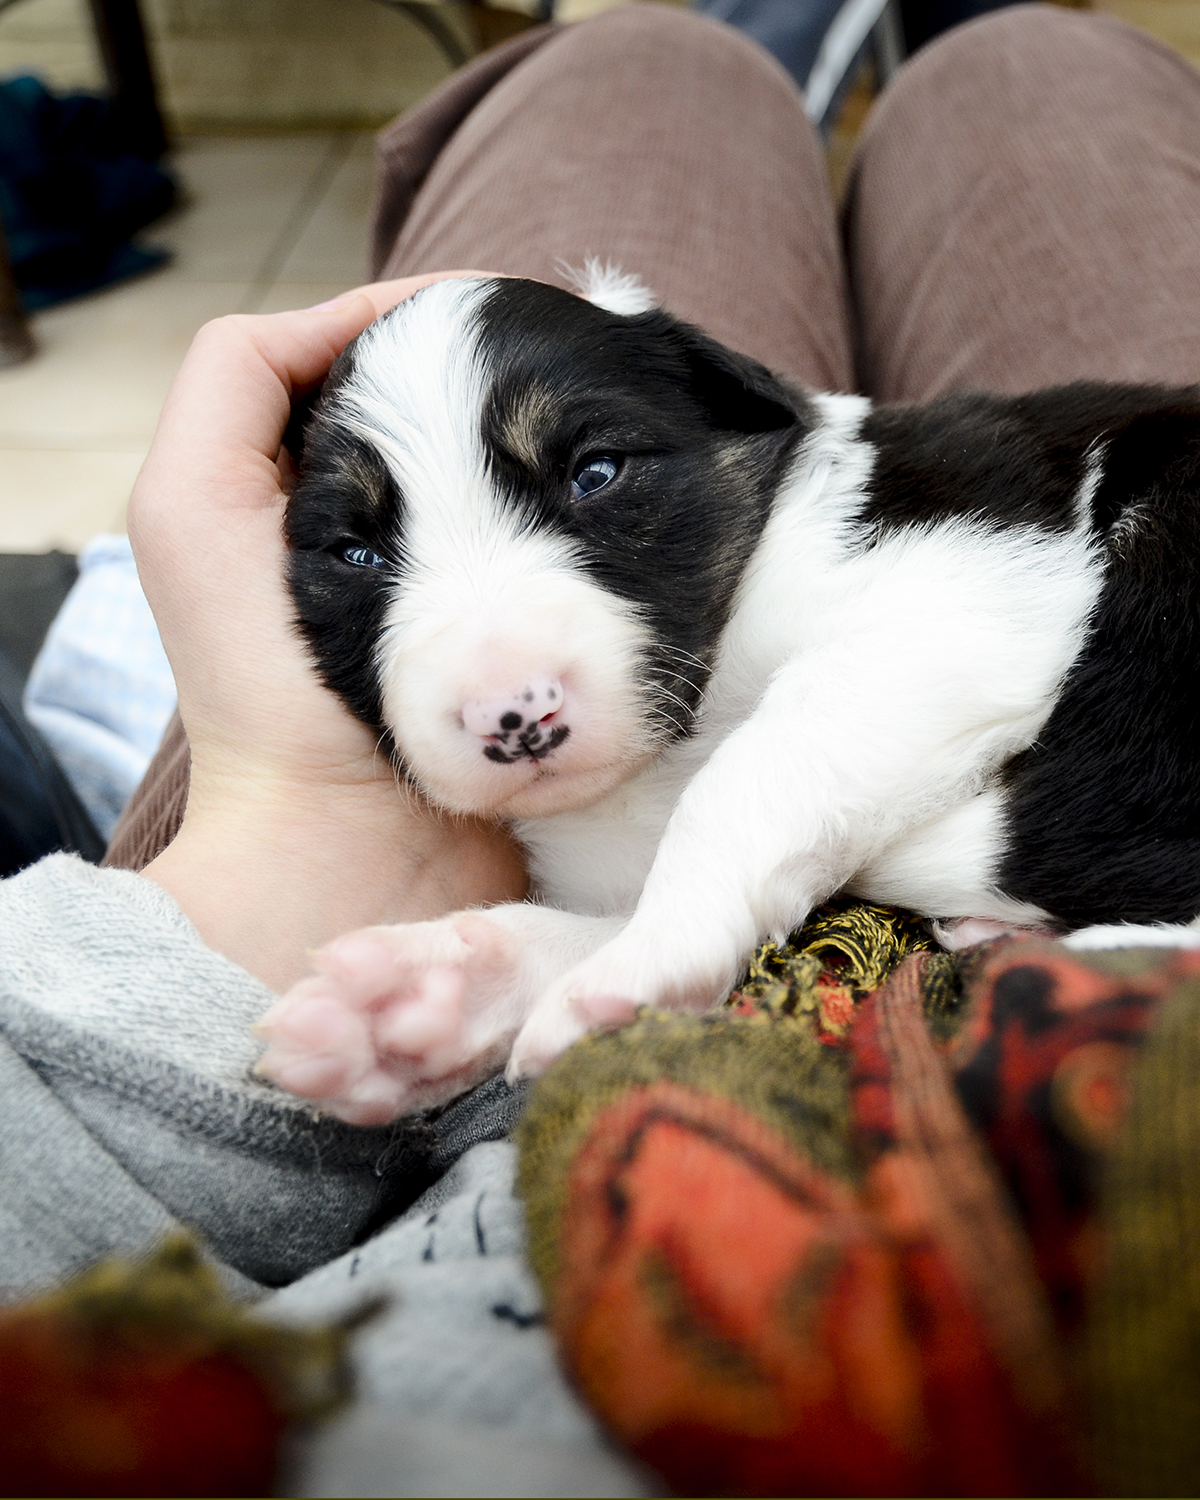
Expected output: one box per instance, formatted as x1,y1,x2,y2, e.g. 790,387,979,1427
929,916,1059,949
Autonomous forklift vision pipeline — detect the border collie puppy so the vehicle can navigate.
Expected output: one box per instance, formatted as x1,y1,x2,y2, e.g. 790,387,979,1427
255,269,1200,1124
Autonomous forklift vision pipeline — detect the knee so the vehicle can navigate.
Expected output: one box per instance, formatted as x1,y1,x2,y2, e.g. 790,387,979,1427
873,2,1183,127
853,0,1189,188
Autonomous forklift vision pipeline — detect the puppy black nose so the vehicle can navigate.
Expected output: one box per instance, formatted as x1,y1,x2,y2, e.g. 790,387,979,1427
462,679,570,762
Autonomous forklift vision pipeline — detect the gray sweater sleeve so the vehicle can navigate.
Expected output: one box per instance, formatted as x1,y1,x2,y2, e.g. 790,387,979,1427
0,854,516,1295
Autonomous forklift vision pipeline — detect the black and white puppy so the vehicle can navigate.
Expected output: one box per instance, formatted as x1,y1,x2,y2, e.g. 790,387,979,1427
255,268,1200,1124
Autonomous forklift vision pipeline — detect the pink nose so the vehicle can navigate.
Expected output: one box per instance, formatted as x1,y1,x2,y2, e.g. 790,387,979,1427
462,678,568,762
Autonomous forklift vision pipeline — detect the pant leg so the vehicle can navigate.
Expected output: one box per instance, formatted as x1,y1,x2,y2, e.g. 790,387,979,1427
109,7,853,873
376,3,853,390
845,3,1200,400
369,25,558,282
102,711,188,870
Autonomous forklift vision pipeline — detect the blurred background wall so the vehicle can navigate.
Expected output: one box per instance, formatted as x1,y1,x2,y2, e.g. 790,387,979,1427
0,0,633,133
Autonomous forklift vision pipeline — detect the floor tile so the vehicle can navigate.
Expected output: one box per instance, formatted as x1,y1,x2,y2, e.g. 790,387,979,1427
0,0,104,92
144,136,342,284
0,450,144,552
146,8,455,132
0,278,254,449
273,136,376,285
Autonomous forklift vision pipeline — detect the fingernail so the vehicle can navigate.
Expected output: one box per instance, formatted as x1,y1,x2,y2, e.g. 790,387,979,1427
307,291,356,311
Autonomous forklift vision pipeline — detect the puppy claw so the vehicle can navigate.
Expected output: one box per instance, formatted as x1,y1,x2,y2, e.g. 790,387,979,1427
509,996,592,1079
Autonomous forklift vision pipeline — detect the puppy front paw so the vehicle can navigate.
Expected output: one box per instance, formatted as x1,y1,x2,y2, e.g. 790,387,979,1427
505,977,641,1082
254,912,526,1124
506,934,730,1080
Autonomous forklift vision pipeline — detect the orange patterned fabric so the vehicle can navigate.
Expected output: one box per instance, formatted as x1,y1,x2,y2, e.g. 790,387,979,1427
552,1096,1071,1494
549,962,1085,1496
530,941,1200,1496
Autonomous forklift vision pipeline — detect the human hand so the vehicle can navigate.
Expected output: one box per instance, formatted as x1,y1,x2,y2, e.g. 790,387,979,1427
134,276,528,991
130,275,470,804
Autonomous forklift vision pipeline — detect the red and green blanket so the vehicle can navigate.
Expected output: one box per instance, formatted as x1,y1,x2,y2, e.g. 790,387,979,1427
518,902,1200,1496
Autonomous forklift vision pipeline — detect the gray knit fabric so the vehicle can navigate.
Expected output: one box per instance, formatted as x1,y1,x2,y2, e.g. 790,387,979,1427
0,854,644,1494
270,1143,599,1440
0,854,436,1290
273,1142,647,1494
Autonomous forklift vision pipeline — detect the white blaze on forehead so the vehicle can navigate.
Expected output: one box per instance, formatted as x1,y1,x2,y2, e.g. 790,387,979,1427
330,278,580,637
324,276,656,815
335,277,490,503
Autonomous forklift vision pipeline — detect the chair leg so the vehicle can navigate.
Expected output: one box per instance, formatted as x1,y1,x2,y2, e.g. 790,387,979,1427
85,0,169,159
375,0,474,68
872,0,907,88
0,218,34,371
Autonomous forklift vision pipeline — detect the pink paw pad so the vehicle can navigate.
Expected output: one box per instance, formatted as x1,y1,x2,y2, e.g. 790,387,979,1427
254,987,375,1098
374,966,466,1066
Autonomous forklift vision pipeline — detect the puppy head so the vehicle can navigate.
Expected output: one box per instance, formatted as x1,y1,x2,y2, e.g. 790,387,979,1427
286,276,803,818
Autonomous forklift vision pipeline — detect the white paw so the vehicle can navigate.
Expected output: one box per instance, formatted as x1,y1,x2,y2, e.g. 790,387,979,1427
254,912,526,1124
506,934,733,1080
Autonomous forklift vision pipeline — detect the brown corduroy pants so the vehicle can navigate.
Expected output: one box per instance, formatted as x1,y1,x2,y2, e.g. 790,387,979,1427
105,0,1200,872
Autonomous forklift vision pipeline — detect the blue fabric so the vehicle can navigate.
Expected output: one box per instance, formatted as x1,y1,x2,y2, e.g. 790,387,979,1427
693,0,1022,129
697,0,846,91
0,74,174,309
24,535,177,842
693,0,888,130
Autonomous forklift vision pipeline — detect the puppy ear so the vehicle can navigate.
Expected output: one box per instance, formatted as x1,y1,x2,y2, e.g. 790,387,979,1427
672,321,801,435
561,257,658,315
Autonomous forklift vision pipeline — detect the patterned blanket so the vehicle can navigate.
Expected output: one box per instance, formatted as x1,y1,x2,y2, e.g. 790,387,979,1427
518,904,1200,1496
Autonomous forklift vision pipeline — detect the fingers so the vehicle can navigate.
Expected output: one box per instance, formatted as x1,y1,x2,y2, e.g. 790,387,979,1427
144,296,371,477
143,270,497,483
316,270,497,326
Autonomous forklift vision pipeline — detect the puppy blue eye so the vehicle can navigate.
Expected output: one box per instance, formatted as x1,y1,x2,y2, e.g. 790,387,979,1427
571,456,619,499
343,545,386,569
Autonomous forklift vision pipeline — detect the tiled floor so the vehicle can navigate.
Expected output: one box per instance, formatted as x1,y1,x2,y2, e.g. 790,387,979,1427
0,133,374,551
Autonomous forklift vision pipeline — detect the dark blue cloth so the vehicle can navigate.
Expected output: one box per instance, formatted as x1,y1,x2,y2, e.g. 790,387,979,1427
0,74,175,310
693,0,1019,129
0,646,103,879
898,0,1014,52
697,0,849,98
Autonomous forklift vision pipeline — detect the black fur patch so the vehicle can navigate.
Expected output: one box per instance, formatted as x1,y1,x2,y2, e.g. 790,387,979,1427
285,349,404,736
861,381,1200,539
860,390,1088,534
475,279,807,739
993,387,1200,926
